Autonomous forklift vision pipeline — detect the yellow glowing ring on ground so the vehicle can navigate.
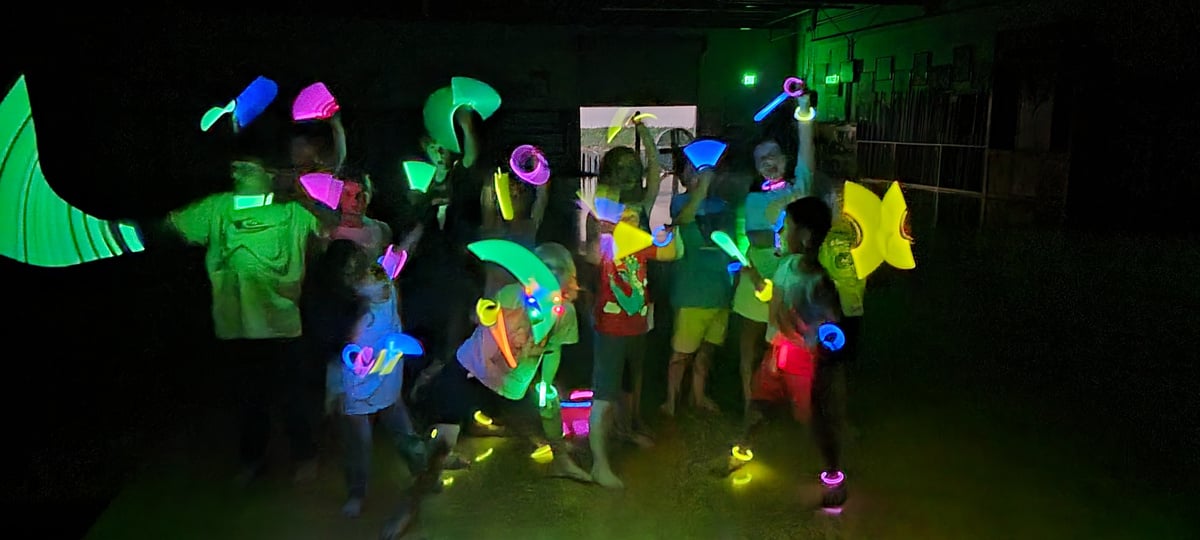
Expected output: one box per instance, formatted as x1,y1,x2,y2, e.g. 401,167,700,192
732,472,753,486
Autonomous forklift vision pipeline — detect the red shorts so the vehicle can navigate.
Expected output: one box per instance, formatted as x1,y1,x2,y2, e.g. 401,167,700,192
750,338,815,421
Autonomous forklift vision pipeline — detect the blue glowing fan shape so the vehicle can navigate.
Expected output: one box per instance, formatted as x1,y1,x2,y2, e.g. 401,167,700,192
592,197,625,224
233,76,278,128
818,323,845,352
381,332,425,357
683,139,728,171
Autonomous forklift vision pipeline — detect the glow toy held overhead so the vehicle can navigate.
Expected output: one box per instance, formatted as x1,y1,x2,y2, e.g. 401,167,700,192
711,230,772,303
576,183,656,260
378,244,408,280
299,172,344,210
605,109,658,144
200,76,278,132
402,161,438,193
292,81,340,121
683,139,728,171
467,239,564,345
341,332,424,378
842,181,916,279
509,144,550,186
492,168,515,221
423,77,501,153
1,75,145,267
754,76,806,123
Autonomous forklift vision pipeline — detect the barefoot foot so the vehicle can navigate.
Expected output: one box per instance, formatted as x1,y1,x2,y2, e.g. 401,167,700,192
591,467,625,489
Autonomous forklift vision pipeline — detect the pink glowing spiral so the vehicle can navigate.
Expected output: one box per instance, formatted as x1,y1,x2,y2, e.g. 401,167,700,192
509,144,550,186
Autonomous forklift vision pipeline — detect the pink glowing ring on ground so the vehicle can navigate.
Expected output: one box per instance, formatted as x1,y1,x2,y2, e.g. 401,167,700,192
783,77,807,97
820,471,845,486
822,507,844,515
509,145,550,186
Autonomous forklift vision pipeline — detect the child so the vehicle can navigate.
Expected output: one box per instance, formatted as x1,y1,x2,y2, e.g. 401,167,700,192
480,169,549,295
383,242,589,539
331,167,393,258
163,156,336,485
734,93,818,413
317,240,425,517
729,196,848,510
665,161,735,415
581,171,690,489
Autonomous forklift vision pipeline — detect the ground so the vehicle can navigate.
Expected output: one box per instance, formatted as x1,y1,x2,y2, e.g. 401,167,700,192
79,230,1200,539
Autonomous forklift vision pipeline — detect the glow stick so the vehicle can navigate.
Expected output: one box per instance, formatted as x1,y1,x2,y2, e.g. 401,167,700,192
753,76,805,122
493,169,515,221
232,76,278,128
710,230,749,266
467,239,563,344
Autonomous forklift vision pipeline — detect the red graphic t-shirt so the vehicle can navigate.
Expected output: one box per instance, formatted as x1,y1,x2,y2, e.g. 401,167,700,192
593,246,658,336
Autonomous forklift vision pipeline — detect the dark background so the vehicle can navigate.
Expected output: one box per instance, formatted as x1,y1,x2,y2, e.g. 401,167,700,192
2,1,1199,537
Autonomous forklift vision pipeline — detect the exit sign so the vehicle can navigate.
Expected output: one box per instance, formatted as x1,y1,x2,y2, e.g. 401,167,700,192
742,73,758,86
825,74,840,85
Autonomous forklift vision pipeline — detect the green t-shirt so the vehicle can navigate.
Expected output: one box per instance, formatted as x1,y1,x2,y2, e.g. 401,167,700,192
819,216,866,317
170,193,321,339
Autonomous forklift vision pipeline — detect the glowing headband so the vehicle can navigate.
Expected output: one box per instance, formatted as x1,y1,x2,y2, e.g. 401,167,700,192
0,75,144,267
753,76,806,123
467,239,564,344
683,139,727,171
509,145,550,186
422,77,502,153
378,244,408,279
292,81,340,121
299,172,344,210
842,181,916,279
402,161,438,193
201,76,278,131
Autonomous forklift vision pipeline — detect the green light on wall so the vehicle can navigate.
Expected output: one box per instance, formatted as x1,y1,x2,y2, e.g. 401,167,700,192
825,74,841,85
742,72,758,86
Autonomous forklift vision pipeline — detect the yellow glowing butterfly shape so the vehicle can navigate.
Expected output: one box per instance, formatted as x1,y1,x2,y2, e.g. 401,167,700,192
842,181,916,279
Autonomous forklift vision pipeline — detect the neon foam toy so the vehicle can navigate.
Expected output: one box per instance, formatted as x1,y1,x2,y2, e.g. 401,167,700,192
605,109,658,144
509,145,550,186
402,161,438,193
711,230,772,302
233,193,274,210
612,222,654,260
762,178,787,191
492,169,515,221
467,239,564,344
299,172,344,210
818,323,845,352
378,244,408,279
292,82,340,121
842,181,916,279
201,76,277,131
341,333,424,378
560,388,593,438
0,75,145,267
422,77,502,153
683,139,727,171
754,76,806,122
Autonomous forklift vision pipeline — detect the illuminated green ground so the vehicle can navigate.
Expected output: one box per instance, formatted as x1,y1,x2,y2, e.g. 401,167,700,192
83,230,1200,539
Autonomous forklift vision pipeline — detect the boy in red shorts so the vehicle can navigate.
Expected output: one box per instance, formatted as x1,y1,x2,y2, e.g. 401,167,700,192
724,196,847,510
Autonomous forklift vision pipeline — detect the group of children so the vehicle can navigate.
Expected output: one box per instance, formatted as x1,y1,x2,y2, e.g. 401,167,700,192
157,85,865,537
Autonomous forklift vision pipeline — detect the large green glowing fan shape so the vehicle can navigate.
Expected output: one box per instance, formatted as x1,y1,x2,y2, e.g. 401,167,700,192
0,75,144,267
422,77,501,153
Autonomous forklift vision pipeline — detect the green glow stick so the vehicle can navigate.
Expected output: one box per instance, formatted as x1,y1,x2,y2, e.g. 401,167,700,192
710,230,750,267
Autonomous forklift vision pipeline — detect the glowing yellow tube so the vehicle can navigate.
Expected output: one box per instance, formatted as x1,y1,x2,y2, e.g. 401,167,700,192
473,410,494,426
474,447,494,462
494,169,515,221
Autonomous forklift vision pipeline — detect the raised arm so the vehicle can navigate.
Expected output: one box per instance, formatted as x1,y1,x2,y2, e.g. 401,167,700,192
330,114,348,171
793,94,816,195
637,122,662,211
672,169,714,225
457,107,480,169
531,183,549,234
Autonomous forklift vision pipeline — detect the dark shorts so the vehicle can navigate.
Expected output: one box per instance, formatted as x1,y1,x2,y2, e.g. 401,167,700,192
421,360,545,439
591,331,646,402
